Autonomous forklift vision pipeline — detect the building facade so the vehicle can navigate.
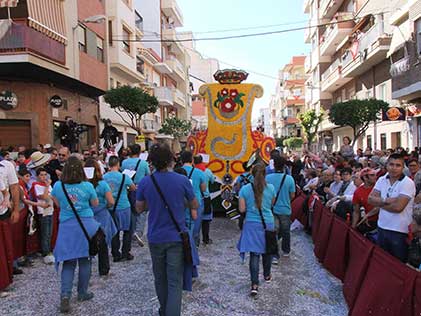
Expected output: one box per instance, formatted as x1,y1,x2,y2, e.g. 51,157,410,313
0,0,107,150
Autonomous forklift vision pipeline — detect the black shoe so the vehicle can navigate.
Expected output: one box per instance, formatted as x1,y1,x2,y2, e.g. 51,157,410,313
250,285,258,297
113,256,122,263
60,297,70,313
13,267,23,275
122,253,134,261
203,239,213,245
17,258,33,267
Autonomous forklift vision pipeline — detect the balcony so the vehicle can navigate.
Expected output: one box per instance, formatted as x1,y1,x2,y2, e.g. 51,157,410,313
142,119,161,133
154,86,174,106
166,57,185,82
311,48,331,70
303,0,311,14
284,117,300,125
162,28,184,55
305,55,312,74
321,57,352,92
286,98,305,107
320,13,354,57
0,22,65,65
341,21,392,78
162,0,184,27
173,88,186,108
319,0,346,20
153,61,172,75
304,17,318,43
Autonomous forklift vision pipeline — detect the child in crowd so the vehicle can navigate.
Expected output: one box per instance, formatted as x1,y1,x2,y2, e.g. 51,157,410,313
32,168,55,264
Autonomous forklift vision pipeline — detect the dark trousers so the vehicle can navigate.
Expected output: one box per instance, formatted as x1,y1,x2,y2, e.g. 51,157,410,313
274,214,291,254
378,227,408,262
111,231,132,258
249,252,272,286
334,201,353,220
98,237,109,275
202,220,211,243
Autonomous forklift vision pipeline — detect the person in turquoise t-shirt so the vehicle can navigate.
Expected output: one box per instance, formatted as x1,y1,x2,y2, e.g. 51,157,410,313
265,156,296,260
181,151,206,246
103,156,136,262
121,144,150,247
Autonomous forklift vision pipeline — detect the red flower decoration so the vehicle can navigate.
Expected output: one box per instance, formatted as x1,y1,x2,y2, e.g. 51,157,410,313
220,99,236,112
221,88,229,96
230,89,238,98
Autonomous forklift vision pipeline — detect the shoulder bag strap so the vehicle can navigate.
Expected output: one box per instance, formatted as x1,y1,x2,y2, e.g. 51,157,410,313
112,174,126,213
150,173,182,234
61,182,90,243
251,183,267,230
272,173,287,211
132,159,141,181
188,166,195,180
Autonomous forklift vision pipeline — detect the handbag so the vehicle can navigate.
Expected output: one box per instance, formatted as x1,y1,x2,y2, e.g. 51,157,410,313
252,184,279,256
61,182,104,257
150,173,193,265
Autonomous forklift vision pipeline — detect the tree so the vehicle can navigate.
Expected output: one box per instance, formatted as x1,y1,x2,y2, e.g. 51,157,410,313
275,136,288,148
103,85,159,135
159,116,192,138
283,137,303,149
298,109,324,148
328,99,389,146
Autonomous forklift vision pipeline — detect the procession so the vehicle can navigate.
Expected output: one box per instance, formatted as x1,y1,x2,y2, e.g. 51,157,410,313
2,0,421,315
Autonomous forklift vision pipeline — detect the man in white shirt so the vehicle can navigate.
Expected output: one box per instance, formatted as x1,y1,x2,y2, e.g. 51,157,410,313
0,159,19,222
368,153,415,262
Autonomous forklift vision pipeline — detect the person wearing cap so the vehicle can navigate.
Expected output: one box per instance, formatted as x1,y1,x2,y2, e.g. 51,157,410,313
26,151,51,188
368,153,416,262
352,168,379,234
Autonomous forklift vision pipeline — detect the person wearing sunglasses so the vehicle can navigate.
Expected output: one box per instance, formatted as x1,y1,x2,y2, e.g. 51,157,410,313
368,153,416,262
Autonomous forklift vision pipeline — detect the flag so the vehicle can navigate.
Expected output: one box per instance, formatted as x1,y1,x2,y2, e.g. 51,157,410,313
0,0,19,7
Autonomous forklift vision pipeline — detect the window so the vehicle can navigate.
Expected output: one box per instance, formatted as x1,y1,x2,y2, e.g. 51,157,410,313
366,135,372,149
116,81,121,88
122,27,131,54
378,83,387,101
416,18,421,57
110,78,114,88
96,36,104,62
366,89,373,99
135,11,143,32
108,21,113,45
380,133,387,150
77,25,87,52
136,56,144,74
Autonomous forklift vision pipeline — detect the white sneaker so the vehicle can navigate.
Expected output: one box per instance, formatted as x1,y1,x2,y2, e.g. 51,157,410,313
43,254,55,265
272,258,279,265
0,291,10,298
282,252,290,257
134,233,145,247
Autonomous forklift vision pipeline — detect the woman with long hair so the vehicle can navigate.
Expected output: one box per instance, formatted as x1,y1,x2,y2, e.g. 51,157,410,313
237,163,275,296
51,156,100,313
84,158,116,276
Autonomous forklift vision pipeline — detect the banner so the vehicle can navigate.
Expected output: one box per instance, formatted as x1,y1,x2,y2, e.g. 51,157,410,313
382,107,406,121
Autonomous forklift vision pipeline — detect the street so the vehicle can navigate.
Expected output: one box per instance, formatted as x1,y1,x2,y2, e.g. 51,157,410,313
1,218,347,316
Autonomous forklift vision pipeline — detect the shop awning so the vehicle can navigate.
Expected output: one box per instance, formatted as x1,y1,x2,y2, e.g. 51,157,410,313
0,0,19,7
27,0,67,43
387,20,411,57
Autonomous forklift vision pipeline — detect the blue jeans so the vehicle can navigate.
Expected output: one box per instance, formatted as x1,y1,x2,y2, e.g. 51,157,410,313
192,201,204,246
377,227,408,262
274,214,291,255
149,242,184,316
40,215,52,255
131,211,147,237
61,258,91,298
249,252,272,286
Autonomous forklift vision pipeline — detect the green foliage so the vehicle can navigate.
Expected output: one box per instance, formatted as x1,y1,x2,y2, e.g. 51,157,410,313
283,137,303,149
298,109,324,147
159,116,192,138
103,86,159,134
329,99,389,145
275,136,288,148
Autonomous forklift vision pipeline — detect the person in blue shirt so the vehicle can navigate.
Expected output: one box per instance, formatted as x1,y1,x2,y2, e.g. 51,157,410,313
121,144,150,247
266,155,296,261
103,156,136,262
85,158,117,276
136,143,198,316
237,163,275,297
181,151,206,246
234,161,254,230
51,156,100,313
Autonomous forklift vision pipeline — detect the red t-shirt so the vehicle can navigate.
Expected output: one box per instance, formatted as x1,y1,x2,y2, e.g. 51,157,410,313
352,185,378,221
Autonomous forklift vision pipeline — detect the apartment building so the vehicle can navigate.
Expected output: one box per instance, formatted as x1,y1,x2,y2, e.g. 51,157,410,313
0,0,107,149
258,107,271,135
304,0,407,152
390,0,421,148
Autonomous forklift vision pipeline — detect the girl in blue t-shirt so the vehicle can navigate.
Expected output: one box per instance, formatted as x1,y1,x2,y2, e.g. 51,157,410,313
51,156,100,313
237,163,275,297
85,158,117,276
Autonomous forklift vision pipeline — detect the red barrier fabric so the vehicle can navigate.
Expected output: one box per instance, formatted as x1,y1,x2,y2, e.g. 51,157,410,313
10,207,28,259
0,219,14,290
413,275,421,316
314,209,333,262
311,200,324,242
50,206,60,249
323,216,349,281
350,247,416,316
343,229,374,309
290,192,307,225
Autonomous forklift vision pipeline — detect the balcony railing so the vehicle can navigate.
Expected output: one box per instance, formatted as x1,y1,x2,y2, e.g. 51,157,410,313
154,86,174,105
0,22,66,65
175,88,186,104
321,57,341,82
143,119,160,132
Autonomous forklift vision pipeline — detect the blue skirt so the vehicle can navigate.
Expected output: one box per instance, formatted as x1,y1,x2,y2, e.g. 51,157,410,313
183,229,200,292
113,207,131,231
192,202,204,238
93,206,118,246
54,217,100,264
237,221,275,257
202,198,213,221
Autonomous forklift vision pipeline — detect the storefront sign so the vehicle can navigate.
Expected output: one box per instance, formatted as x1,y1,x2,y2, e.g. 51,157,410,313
49,95,63,108
382,107,406,121
0,90,17,110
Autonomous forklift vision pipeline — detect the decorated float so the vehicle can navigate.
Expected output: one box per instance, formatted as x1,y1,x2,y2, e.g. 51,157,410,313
186,69,276,218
